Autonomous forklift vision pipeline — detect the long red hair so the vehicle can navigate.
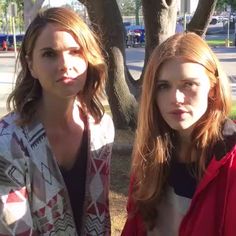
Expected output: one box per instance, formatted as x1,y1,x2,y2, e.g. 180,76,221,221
131,32,231,229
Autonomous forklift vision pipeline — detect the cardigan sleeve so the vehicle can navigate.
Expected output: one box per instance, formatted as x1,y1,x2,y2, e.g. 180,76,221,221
0,125,35,235
121,175,147,236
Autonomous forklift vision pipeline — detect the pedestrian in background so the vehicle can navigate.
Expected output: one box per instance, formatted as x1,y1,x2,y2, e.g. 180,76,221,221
2,39,7,51
0,7,114,235
175,18,184,33
122,32,236,236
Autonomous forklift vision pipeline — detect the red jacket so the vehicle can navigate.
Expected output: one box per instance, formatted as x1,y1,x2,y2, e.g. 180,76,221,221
122,119,236,236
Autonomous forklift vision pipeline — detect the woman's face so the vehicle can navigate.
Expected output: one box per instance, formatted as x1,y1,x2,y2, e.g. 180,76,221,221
27,23,88,100
156,58,211,136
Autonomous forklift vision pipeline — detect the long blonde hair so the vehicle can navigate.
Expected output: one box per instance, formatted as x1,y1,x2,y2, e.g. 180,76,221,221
131,32,232,229
7,7,107,125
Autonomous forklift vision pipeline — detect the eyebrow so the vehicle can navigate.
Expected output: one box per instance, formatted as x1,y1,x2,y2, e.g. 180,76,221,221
157,77,200,82
40,46,81,52
157,79,168,83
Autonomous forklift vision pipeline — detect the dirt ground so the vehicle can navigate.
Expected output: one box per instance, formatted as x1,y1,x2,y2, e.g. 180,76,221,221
110,129,134,235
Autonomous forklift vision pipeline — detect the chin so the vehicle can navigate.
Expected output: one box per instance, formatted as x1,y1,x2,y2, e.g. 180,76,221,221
169,122,194,132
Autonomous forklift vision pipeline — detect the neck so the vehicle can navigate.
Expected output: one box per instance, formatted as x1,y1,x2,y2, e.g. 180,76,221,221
37,96,82,130
176,131,193,162
177,129,192,145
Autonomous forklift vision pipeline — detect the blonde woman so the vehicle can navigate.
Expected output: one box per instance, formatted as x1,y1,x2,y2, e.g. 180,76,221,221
122,32,235,236
0,7,114,235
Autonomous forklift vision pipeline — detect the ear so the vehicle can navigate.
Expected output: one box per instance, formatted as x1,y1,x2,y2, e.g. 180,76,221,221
25,55,37,78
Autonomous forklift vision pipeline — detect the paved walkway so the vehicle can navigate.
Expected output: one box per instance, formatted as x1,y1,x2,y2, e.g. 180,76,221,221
0,51,17,116
0,46,236,117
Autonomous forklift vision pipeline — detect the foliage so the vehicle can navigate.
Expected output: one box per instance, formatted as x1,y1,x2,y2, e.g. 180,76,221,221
206,39,233,45
0,0,24,33
1,0,23,16
216,0,236,11
117,0,141,16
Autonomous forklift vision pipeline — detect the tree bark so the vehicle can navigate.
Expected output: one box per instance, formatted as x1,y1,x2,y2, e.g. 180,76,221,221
187,0,217,36
80,0,139,129
142,0,177,66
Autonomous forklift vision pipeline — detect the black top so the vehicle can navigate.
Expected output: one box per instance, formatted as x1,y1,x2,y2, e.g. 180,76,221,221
60,116,88,235
168,160,197,199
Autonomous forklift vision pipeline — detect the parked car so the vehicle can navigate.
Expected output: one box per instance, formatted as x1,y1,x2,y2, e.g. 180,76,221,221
125,25,145,47
210,17,218,25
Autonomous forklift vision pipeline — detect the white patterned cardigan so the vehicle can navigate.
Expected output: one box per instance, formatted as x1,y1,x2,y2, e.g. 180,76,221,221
0,112,114,236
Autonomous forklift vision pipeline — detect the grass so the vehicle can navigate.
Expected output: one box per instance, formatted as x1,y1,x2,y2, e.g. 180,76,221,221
206,39,233,46
231,101,236,119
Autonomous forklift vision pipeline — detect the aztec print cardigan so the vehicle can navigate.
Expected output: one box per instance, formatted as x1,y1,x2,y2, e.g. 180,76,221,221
0,112,114,236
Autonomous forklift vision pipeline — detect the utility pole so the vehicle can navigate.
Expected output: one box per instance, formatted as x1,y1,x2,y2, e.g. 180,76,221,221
183,0,188,31
9,2,17,59
135,0,139,25
226,4,231,47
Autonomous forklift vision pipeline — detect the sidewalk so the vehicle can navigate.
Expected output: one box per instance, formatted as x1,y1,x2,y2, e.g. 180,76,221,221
211,46,236,82
0,51,17,117
0,47,236,117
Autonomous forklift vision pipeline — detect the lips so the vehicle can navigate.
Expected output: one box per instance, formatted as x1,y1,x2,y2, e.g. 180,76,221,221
56,76,75,83
169,109,188,115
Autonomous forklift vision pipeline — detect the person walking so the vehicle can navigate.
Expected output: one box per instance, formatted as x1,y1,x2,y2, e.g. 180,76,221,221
2,39,7,51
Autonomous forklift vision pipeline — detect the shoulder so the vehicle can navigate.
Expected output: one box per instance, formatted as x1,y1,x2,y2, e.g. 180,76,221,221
0,112,21,146
0,112,29,173
212,119,236,160
0,112,44,158
0,112,19,130
100,113,114,131
222,118,236,136
88,113,114,143
222,118,236,151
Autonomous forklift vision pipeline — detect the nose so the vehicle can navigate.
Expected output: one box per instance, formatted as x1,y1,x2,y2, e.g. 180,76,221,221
175,89,185,104
59,53,72,71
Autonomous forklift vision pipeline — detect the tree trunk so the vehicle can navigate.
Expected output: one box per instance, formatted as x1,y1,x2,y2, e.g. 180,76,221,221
80,0,139,129
187,0,217,36
24,0,44,30
142,0,177,67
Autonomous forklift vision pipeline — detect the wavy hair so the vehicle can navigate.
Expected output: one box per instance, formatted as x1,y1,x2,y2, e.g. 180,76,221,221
131,32,232,229
7,7,107,125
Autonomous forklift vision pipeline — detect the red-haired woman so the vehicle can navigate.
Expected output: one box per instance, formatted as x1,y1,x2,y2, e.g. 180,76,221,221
122,32,236,236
